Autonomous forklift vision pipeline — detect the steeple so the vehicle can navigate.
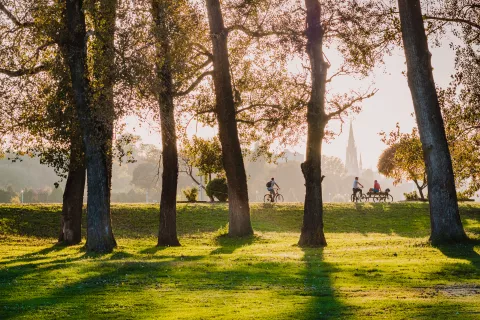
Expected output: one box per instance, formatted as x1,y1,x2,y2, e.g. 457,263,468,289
348,122,355,146
345,122,359,176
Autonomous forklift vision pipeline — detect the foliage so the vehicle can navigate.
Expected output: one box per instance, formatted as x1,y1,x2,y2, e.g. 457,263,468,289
182,187,198,202
181,136,224,181
403,191,420,201
131,163,160,192
0,203,479,318
206,178,228,202
0,186,16,203
379,125,427,198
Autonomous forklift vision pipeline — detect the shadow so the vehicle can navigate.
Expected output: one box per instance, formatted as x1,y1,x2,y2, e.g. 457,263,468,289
138,246,170,255
435,240,480,271
210,234,260,255
0,242,69,263
292,248,347,319
109,251,134,260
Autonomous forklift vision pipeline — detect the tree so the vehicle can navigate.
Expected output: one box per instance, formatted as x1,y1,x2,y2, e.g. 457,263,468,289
205,0,253,237
0,0,87,245
378,127,427,200
182,136,224,183
297,0,384,247
64,0,117,252
397,0,467,244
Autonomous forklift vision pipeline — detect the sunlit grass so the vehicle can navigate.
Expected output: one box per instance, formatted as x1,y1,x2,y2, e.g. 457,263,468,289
0,203,479,319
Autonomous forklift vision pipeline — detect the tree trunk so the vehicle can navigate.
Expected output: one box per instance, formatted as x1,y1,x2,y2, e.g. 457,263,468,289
91,0,117,215
59,133,86,245
151,0,180,247
298,0,328,247
206,0,253,237
413,179,426,200
64,0,116,253
398,0,467,244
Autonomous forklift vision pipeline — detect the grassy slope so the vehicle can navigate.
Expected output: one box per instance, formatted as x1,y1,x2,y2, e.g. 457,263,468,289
0,203,479,319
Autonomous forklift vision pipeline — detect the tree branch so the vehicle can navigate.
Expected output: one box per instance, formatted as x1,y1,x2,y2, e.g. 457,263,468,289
326,89,378,120
236,103,281,114
423,15,480,31
0,64,48,77
174,71,213,97
0,2,34,27
226,24,299,38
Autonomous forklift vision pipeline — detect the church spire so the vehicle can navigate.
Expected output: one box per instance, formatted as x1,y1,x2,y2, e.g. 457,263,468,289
345,122,359,176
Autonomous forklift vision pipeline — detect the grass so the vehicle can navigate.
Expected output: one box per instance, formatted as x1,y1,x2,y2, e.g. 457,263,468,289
0,202,479,319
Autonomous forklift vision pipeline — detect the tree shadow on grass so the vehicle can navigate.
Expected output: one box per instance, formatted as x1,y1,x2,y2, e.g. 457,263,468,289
435,240,480,271
210,234,261,255
292,248,349,319
138,245,170,255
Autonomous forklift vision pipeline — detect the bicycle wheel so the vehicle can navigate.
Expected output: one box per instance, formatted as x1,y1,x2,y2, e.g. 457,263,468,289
361,194,369,202
264,194,271,203
386,194,393,203
275,194,284,202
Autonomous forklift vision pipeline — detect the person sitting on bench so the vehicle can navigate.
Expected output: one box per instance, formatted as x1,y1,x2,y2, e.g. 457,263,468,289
373,180,381,193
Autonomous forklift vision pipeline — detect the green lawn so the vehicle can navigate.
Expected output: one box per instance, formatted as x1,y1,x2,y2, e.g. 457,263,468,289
0,203,479,319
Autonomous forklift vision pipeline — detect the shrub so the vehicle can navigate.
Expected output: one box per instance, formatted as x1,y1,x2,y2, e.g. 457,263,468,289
404,191,420,201
457,191,473,202
183,187,198,202
10,196,20,204
206,178,228,202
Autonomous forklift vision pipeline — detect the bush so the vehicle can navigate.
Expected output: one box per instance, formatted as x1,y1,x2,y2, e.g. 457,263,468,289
206,178,228,202
404,191,420,201
457,191,474,202
183,187,198,202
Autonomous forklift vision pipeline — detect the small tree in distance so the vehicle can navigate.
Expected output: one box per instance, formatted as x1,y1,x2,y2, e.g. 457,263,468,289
379,126,427,200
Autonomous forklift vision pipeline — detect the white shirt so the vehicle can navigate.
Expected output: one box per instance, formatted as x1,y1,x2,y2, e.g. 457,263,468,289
353,180,359,188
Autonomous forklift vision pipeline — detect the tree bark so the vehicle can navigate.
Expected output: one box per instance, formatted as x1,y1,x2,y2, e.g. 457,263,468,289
206,0,253,237
64,0,116,253
58,133,86,245
298,0,328,247
151,0,180,247
91,0,117,215
398,0,467,244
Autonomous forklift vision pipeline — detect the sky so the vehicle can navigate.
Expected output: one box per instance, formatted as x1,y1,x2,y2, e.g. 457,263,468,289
123,35,459,171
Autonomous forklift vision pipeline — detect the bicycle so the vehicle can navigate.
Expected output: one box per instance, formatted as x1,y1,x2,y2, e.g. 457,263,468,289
350,188,366,202
264,188,284,203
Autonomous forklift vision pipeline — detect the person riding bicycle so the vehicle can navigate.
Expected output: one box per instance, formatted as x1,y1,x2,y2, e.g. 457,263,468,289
373,180,382,193
352,177,363,198
266,177,280,202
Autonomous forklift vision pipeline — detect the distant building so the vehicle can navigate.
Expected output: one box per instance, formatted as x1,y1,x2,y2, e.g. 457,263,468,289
345,122,360,176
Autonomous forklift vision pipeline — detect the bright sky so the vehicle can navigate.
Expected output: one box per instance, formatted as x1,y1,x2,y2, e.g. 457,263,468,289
124,35,459,171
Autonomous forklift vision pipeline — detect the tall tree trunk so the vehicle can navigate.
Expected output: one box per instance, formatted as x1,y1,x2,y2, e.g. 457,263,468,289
91,0,117,217
151,0,180,247
206,0,253,237
59,132,86,245
398,0,467,244
298,0,328,247
64,0,116,253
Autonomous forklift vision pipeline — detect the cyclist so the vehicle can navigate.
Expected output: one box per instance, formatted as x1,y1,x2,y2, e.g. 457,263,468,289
266,177,280,202
352,177,363,199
